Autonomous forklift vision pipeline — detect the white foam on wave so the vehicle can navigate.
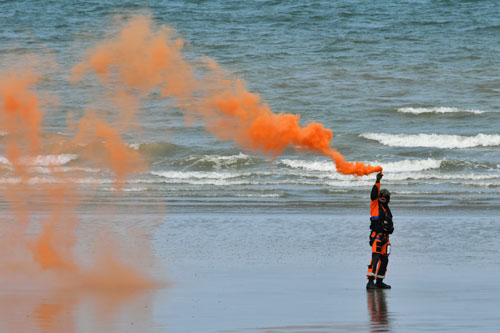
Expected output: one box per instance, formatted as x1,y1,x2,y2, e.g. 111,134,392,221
0,173,496,187
34,154,79,166
376,158,443,172
157,178,257,186
0,177,59,185
282,158,443,173
128,143,141,150
200,152,249,162
361,133,500,148
398,107,488,115
280,159,336,172
235,193,282,198
103,186,149,192
387,172,500,181
29,166,101,174
0,154,79,166
147,170,500,185
0,176,115,185
190,152,252,169
151,170,251,180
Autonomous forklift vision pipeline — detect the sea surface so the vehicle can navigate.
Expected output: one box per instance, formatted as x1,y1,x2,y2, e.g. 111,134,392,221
0,1,499,332
1,0,500,212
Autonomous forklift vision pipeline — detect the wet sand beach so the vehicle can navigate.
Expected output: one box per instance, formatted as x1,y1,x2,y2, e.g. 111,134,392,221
2,211,498,332
155,211,500,332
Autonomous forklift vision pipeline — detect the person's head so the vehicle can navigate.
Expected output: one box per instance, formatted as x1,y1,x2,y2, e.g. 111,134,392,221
379,188,391,204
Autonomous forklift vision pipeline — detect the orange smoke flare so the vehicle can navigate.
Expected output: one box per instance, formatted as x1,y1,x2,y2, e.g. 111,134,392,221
72,15,382,176
203,81,382,175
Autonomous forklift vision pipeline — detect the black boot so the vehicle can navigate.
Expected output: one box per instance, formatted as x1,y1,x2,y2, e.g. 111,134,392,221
366,277,377,289
376,279,391,289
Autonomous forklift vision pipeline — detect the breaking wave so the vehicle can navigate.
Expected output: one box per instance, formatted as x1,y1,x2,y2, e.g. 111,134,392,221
279,159,336,172
361,133,500,148
373,158,443,172
181,153,254,169
151,170,253,180
398,107,489,115
0,154,79,166
280,158,443,173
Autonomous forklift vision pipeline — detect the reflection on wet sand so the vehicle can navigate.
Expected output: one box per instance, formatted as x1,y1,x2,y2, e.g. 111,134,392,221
238,324,370,332
0,288,155,332
366,290,391,332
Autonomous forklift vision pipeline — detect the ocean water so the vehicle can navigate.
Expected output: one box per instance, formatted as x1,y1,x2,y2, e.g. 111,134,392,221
1,1,500,332
1,0,499,212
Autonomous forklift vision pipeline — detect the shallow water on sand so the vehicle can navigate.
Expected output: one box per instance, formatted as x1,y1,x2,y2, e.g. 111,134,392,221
3,211,498,332
1,0,500,211
153,210,500,332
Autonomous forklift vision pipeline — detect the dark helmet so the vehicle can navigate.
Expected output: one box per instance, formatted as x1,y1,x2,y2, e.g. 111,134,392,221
380,189,391,203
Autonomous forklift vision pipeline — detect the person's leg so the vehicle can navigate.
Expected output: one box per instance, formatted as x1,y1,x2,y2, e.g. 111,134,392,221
376,255,388,280
366,252,380,289
375,242,391,289
367,252,381,279
367,234,382,289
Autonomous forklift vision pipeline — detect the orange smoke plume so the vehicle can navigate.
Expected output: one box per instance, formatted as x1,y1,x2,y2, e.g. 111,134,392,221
202,78,382,176
71,15,196,99
0,63,158,290
71,112,146,189
73,15,382,176
0,68,43,170
0,19,165,333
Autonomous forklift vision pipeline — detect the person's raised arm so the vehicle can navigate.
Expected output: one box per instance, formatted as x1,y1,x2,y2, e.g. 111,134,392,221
371,173,383,201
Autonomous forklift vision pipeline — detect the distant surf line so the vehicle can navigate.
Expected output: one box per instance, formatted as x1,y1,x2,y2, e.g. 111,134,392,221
361,133,500,148
397,106,490,115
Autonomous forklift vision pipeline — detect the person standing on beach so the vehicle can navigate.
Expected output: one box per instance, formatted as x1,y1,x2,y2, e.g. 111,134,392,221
366,172,393,289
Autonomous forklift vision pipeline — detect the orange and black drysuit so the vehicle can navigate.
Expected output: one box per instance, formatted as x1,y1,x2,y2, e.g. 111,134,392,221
367,181,393,281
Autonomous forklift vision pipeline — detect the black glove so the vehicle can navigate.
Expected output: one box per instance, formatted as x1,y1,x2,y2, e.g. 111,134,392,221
376,173,383,182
